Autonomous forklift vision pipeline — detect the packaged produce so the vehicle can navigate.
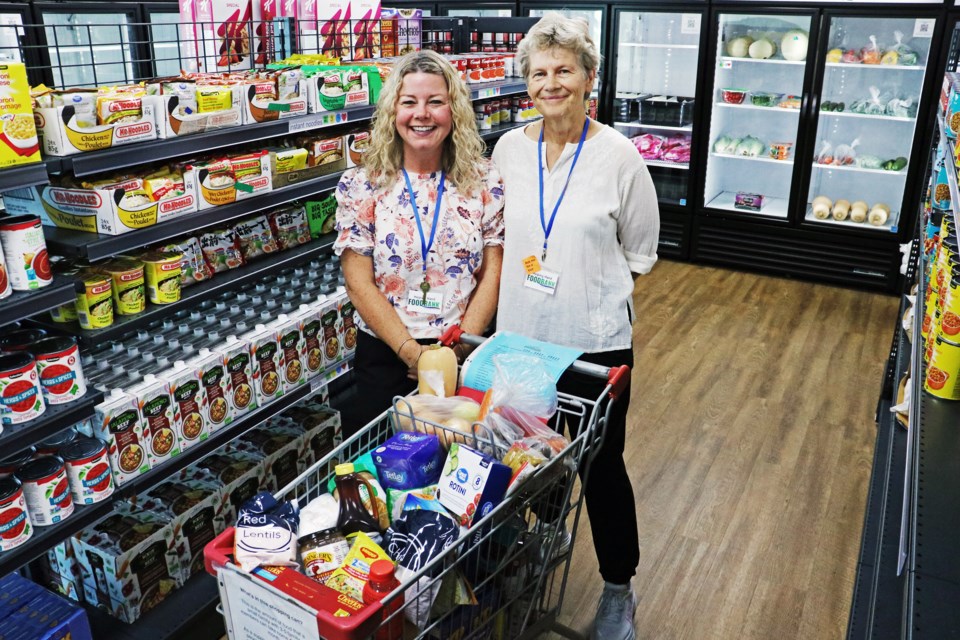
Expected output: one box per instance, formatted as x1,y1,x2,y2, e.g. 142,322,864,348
437,443,511,527
750,91,782,107
735,136,765,158
834,139,859,166
633,133,664,160
886,95,917,119
163,237,212,286
393,394,481,449
720,88,747,104
0,352,45,426
820,100,845,112
487,353,559,419
885,30,919,66
816,141,834,165
769,142,792,161
842,49,862,64
857,155,884,170
199,228,245,273
233,215,279,260
0,215,51,291
882,157,908,172
661,137,691,164
861,35,881,64
712,135,740,155
826,48,843,63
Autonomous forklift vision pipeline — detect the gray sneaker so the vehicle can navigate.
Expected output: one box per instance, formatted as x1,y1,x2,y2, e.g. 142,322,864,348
591,583,636,640
535,522,571,562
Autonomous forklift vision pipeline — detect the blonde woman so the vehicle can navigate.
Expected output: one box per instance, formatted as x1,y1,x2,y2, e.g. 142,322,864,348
335,50,504,433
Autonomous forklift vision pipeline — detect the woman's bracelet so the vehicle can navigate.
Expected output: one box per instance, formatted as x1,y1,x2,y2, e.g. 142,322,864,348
396,337,417,361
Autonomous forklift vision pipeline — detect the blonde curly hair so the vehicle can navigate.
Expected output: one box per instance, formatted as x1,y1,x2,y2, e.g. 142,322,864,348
363,49,486,195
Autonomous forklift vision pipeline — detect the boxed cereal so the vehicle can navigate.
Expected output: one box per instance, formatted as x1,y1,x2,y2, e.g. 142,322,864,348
350,0,382,60
180,0,256,73
381,8,422,56
0,63,40,168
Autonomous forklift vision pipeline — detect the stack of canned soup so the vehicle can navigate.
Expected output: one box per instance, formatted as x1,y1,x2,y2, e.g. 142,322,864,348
0,215,54,299
82,254,357,489
923,213,960,398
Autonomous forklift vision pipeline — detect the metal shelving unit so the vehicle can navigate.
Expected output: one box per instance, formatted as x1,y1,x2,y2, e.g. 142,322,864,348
0,277,78,329
0,162,49,193
0,390,103,461
34,235,336,345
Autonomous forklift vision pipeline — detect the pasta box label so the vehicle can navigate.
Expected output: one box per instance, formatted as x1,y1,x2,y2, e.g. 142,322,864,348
437,443,511,527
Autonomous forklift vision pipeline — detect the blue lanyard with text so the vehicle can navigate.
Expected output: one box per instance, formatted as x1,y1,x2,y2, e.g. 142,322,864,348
538,118,589,262
402,168,446,300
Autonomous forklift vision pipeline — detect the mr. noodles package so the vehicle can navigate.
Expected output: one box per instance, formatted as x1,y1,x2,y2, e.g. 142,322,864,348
323,532,391,601
234,491,300,571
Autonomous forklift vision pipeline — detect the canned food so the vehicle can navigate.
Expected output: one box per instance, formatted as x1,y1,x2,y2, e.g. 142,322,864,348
0,241,11,300
0,352,45,426
49,299,79,323
100,257,145,316
75,271,114,330
0,215,51,291
0,477,32,551
926,334,960,398
36,428,78,456
141,251,182,305
17,455,74,526
31,337,87,405
60,437,114,505
0,447,34,479
0,328,47,352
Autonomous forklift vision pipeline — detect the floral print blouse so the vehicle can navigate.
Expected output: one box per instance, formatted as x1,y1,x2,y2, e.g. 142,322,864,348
333,160,505,339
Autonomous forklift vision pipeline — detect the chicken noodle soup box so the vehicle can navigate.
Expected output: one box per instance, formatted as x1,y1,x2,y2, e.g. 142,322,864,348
2,167,199,235
192,152,273,211
153,87,244,139
36,98,158,156
242,74,309,124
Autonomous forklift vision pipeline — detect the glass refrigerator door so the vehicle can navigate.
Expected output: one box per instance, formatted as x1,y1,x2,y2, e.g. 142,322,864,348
805,16,934,233
614,10,702,208
704,13,812,219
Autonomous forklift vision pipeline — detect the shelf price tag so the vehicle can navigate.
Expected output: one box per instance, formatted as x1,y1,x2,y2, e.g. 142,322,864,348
476,86,502,99
720,60,732,69
288,112,349,134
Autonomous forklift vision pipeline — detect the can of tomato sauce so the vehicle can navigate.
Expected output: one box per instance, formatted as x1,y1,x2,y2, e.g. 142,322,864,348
36,428,78,456
141,251,182,305
0,477,32,550
0,328,47,352
100,257,145,316
60,437,114,505
16,455,74,526
76,270,114,330
0,241,11,300
0,352,45,426
31,337,87,405
0,215,51,291
925,334,960,399
0,447,35,479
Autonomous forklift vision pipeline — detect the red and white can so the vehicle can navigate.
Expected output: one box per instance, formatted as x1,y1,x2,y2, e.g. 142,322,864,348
0,241,11,300
0,352,45,426
60,437,114,505
30,337,87,405
16,455,74,526
0,477,32,551
0,447,35,479
0,215,52,291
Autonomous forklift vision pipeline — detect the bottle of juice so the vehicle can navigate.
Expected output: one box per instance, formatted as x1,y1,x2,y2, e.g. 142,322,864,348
362,559,404,640
334,463,381,542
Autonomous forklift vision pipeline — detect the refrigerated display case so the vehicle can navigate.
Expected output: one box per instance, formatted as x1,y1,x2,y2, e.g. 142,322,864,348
804,15,934,234
611,7,706,256
703,11,815,220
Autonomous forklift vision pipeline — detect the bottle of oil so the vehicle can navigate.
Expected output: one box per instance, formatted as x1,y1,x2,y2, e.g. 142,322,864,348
334,463,382,543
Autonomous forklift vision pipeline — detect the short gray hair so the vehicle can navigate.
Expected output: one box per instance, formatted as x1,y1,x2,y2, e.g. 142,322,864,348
516,13,601,82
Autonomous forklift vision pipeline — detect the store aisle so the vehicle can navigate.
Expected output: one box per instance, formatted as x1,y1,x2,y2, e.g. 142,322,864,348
552,260,898,639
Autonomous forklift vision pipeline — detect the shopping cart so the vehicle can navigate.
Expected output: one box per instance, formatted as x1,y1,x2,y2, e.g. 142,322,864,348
204,328,630,640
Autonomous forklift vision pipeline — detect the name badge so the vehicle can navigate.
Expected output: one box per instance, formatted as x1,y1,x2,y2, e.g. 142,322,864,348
406,290,444,314
524,268,560,295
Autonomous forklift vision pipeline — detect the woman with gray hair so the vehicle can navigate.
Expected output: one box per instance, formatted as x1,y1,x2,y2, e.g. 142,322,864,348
335,50,504,433
491,13,659,640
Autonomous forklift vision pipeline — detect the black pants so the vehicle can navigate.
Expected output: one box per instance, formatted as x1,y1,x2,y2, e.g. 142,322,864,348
554,347,639,585
339,330,429,438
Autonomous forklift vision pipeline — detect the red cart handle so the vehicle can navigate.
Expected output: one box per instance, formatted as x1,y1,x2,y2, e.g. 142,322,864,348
607,365,631,401
439,325,464,347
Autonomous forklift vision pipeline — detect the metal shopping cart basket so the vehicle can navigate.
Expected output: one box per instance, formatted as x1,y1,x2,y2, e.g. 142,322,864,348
204,328,630,640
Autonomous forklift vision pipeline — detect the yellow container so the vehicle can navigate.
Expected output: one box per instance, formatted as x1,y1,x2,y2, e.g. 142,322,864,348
0,63,40,169
141,251,182,305
76,271,113,330
925,335,960,399
100,258,145,316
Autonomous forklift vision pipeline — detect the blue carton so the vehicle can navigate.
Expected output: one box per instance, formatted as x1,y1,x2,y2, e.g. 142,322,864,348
0,574,92,640
371,432,443,490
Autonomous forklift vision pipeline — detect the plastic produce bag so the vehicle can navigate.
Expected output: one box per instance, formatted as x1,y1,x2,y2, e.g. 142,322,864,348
713,135,740,155
885,30,918,66
886,94,917,119
632,133,664,160
861,35,881,64
735,136,765,158
834,138,860,166
816,141,834,165
384,509,460,628
392,395,482,449
661,136,692,163
857,154,884,170
489,354,558,419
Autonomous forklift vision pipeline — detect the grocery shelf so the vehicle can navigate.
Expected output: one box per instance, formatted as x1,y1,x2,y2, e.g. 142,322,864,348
615,122,692,132
0,277,78,329
939,114,960,233
704,191,789,218
644,159,690,170
811,163,908,176
619,42,699,49
710,153,794,165
0,162,49,193
819,111,915,123
44,172,343,262
718,56,806,66
88,570,222,640
480,119,536,142
44,105,376,178
803,205,898,233
0,360,349,576
714,102,801,113
470,79,530,101
0,389,103,461
35,234,336,345
825,62,924,71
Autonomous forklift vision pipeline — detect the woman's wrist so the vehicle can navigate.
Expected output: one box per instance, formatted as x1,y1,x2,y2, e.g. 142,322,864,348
396,337,419,367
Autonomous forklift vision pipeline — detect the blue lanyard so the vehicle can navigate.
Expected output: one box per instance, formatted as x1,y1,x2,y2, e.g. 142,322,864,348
538,118,589,261
402,169,446,275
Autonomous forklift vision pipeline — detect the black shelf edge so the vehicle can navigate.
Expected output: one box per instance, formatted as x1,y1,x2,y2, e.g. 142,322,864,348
480,119,539,142
0,278,78,329
44,173,343,262
0,389,103,461
88,572,222,640
469,79,529,101
906,572,960,639
0,361,349,576
49,105,377,178
34,235,336,346
0,162,50,193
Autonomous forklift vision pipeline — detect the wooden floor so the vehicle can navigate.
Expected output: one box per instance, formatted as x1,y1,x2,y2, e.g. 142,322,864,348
550,259,898,640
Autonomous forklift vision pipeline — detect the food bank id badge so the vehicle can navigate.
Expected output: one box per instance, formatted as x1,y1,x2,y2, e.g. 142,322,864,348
406,289,443,314
522,256,559,295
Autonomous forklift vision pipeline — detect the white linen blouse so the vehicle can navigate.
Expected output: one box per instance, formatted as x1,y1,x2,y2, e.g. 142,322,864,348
491,123,659,353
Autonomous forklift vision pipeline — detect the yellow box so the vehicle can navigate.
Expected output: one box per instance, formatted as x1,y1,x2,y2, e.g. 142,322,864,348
36,100,157,156
0,62,41,168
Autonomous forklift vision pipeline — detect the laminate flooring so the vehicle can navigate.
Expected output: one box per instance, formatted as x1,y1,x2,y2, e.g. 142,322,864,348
549,259,898,640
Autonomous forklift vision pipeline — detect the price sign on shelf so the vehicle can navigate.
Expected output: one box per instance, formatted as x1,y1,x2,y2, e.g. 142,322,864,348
720,60,732,69
288,112,348,134
476,86,502,99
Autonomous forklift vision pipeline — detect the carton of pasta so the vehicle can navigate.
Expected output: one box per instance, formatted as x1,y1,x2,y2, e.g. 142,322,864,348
0,62,41,168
